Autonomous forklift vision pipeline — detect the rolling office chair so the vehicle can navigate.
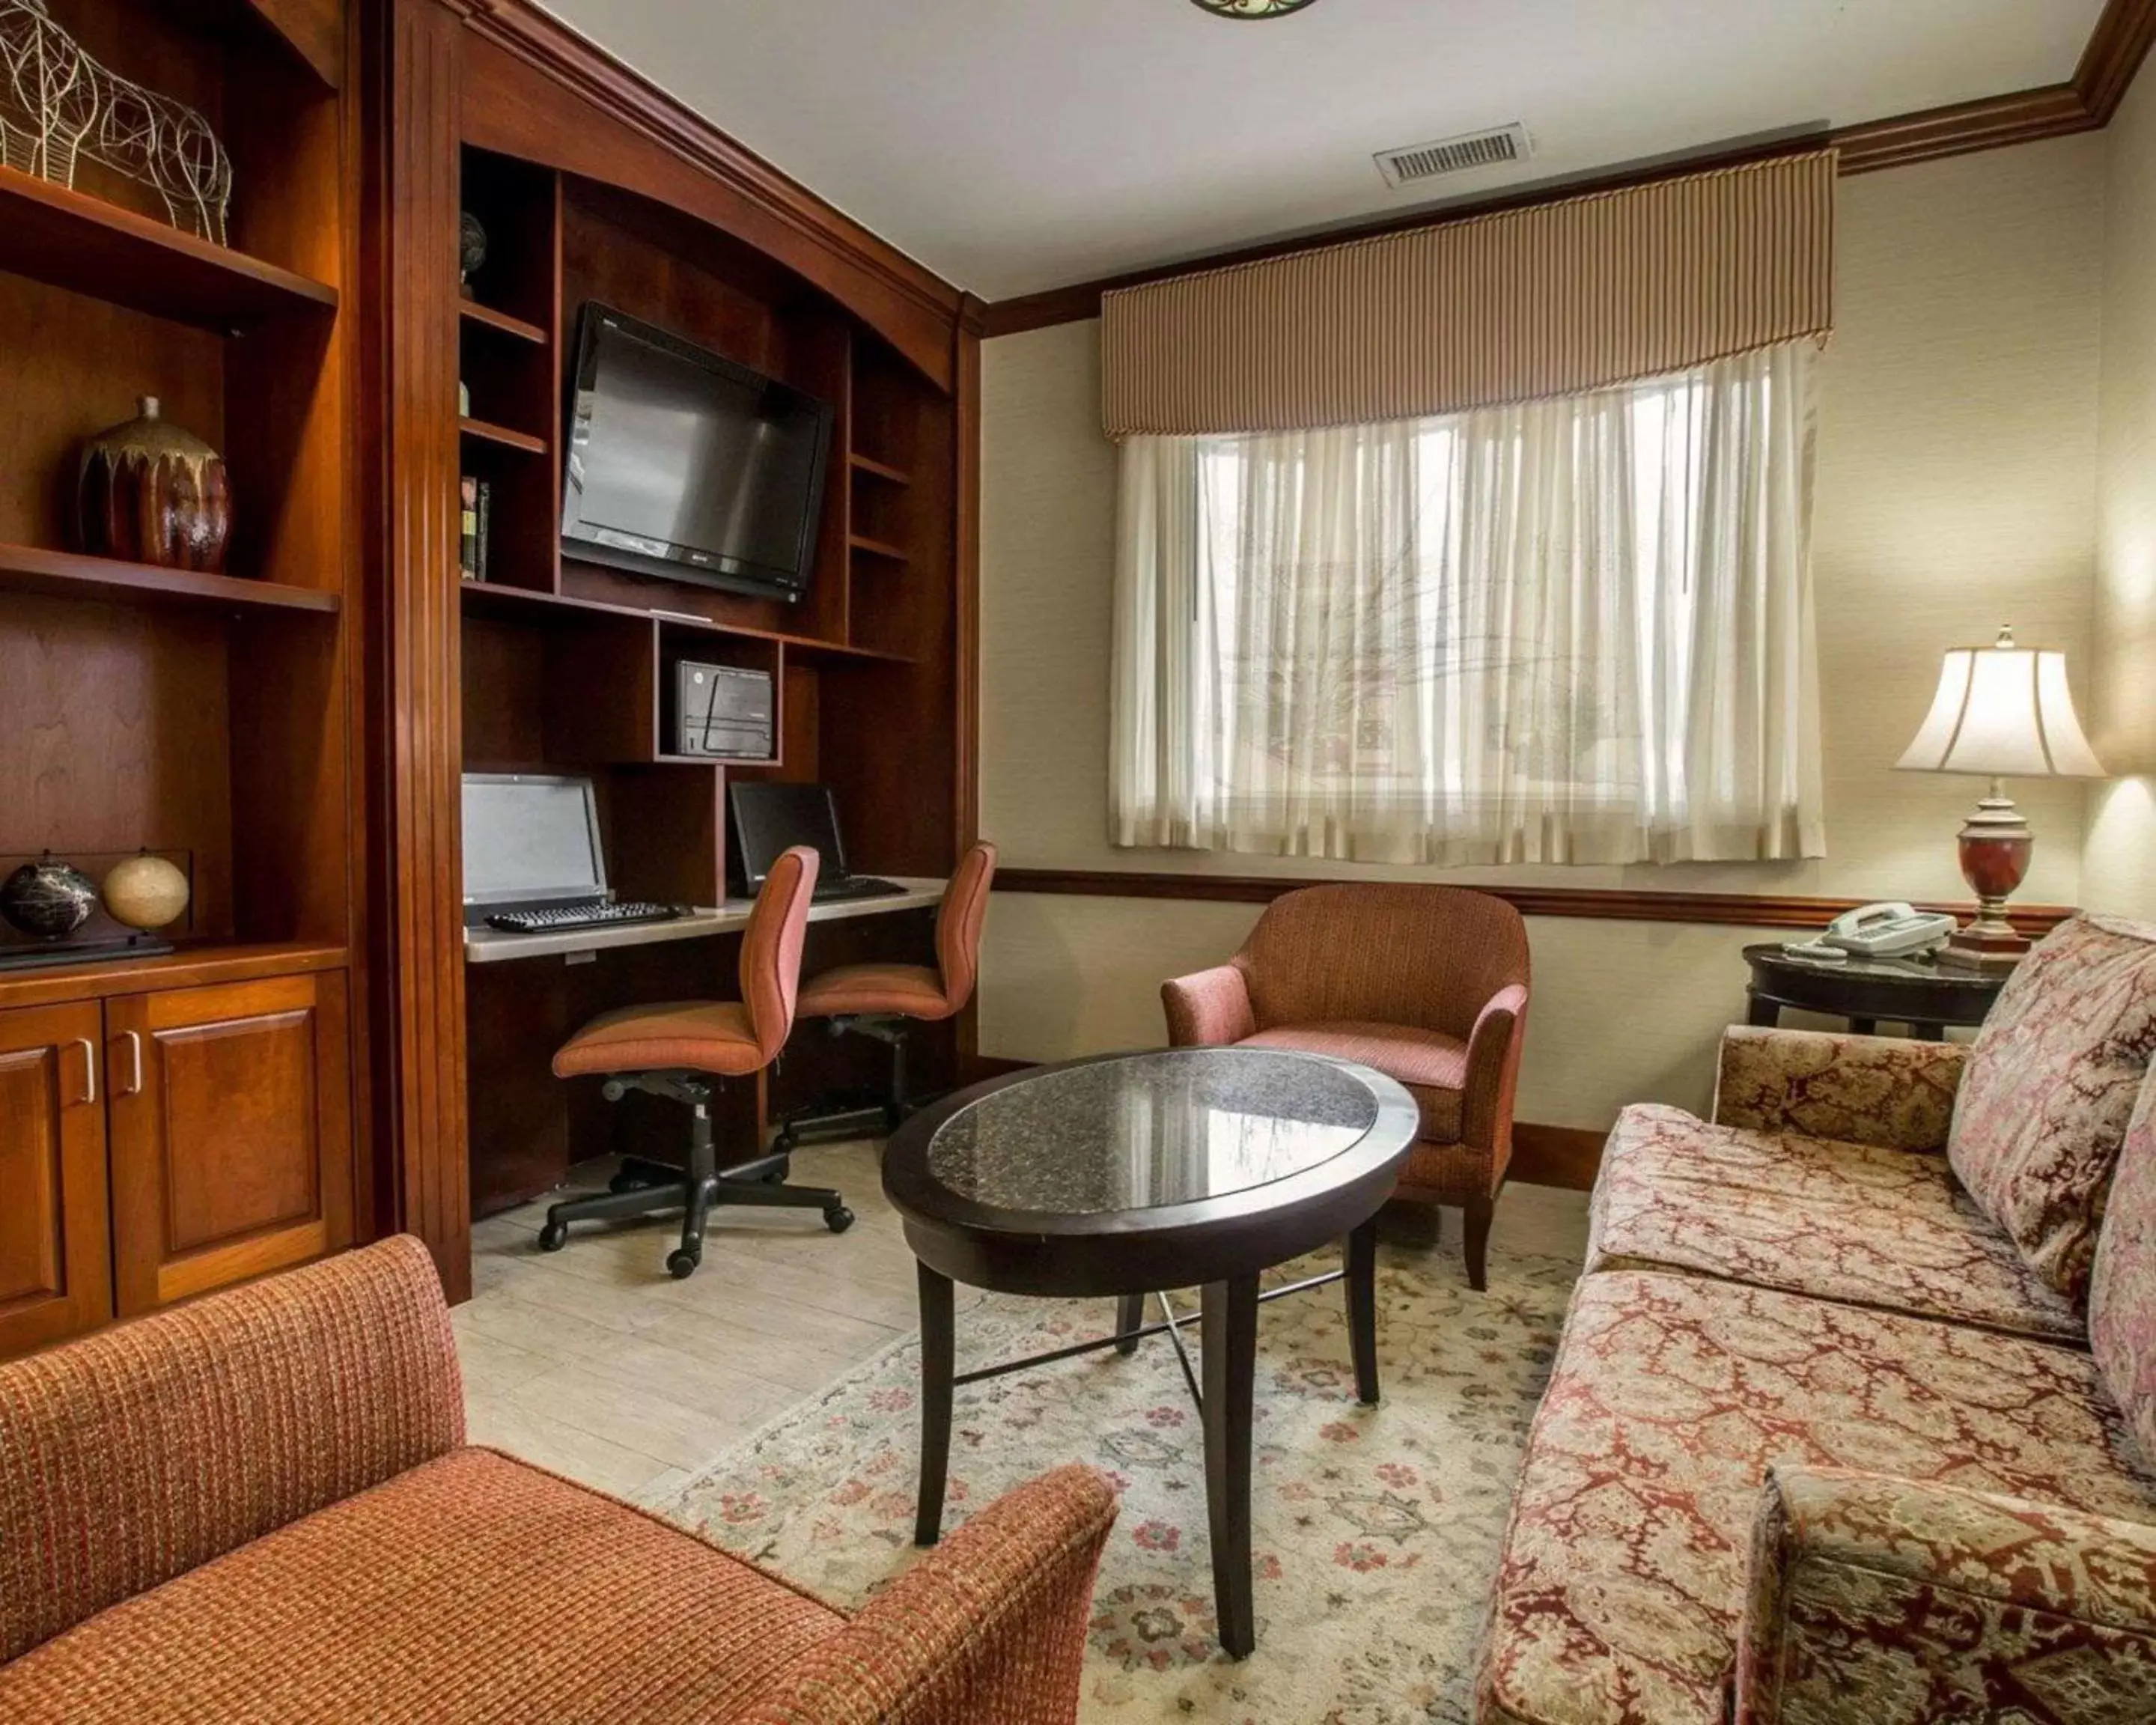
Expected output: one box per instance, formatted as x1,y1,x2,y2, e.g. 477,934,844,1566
773,842,996,1153
537,845,850,1280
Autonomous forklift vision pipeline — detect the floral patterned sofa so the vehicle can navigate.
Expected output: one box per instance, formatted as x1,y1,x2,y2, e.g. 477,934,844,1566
1476,914,2156,1725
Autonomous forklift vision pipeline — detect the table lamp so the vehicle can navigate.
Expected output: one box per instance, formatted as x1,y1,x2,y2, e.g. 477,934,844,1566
1895,625,2104,970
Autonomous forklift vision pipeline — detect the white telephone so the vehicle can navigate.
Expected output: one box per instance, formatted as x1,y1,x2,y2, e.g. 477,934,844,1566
1785,901,1955,963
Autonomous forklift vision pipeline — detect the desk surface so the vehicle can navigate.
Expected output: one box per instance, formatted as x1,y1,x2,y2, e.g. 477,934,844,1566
464,876,945,964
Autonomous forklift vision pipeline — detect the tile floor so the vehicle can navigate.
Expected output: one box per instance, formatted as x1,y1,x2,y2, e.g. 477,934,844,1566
457,1140,1593,1503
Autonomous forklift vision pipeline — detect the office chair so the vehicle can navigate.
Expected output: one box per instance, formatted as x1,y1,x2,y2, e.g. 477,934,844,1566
773,842,996,1154
537,845,847,1279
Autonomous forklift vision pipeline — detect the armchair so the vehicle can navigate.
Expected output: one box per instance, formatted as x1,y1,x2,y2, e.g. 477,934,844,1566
1163,883,1529,1289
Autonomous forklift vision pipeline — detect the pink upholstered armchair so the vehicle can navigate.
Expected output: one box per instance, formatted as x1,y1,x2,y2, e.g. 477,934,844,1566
1163,884,1529,1289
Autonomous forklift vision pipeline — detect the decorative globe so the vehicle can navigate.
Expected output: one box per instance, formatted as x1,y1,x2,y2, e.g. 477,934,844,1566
0,856,99,940
103,853,190,932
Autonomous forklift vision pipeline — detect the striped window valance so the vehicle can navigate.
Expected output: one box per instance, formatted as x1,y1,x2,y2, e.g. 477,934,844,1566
1100,150,1836,437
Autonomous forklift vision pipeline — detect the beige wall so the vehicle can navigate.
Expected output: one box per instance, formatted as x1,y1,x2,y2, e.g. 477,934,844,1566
978,136,2107,1128
2086,69,2156,919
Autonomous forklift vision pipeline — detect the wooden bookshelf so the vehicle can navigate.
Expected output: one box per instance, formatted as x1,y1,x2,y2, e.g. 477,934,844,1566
460,415,548,455
848,451,913,485
460,300,548,344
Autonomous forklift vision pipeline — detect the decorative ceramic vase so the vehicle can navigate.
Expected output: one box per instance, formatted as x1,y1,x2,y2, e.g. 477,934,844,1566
78,397,234,572
0,855,99,941
103,852,190,932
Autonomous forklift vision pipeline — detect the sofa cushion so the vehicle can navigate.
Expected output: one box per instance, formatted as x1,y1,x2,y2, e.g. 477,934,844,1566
1588,1103,2083,1342
0,1447,843,1723
1475,1271,2155,1725
1949,914,2156,1300
1241,1020,1467,1142
2093,1080,2156,1467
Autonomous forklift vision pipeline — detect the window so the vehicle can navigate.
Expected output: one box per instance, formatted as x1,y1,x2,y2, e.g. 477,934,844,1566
1110,341,1825,865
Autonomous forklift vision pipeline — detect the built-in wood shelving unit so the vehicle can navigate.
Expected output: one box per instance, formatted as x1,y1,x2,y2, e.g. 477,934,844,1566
460,300,547,344
848,451,912,486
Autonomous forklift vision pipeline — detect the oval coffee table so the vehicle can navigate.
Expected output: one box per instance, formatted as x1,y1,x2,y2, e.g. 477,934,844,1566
882,1046,1419,1658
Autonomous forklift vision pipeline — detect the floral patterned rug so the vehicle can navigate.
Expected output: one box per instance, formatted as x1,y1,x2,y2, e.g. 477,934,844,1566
648,1244,1578,1725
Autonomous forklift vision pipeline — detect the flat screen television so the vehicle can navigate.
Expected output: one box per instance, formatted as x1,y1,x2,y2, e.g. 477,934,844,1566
560,303,832,603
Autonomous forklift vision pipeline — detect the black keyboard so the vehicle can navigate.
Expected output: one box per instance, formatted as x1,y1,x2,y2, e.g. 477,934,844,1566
811,876,909,904
485,901,688,934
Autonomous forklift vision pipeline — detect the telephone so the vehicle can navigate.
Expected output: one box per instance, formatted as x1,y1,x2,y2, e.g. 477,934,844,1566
1785,901,1956,962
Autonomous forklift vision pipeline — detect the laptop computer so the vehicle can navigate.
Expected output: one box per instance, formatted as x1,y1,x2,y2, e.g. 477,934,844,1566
729,782,906,904
462,773,686,934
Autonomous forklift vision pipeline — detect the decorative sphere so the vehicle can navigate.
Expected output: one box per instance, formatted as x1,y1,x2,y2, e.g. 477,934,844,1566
459,211,488,284
103,854,190,932
0,857,98,940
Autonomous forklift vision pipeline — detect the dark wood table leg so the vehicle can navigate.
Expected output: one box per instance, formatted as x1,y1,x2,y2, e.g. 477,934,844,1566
914,1261,954,1547
1201,1273,1259,1658
1848,1017,1878,1037
1910,1021,1945,1041
1746,992,1779,1028
1114,1292,1147,1356
1345,1218,1380,1405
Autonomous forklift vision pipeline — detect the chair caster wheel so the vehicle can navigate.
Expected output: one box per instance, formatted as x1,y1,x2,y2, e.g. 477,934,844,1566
760,1156,792,1184
825,1205,854,1234
608,1172,644,1195
538,1220,567,1253
666,1247,700,1280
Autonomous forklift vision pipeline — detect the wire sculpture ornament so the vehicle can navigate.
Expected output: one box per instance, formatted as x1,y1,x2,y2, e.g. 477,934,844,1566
1189,0,1321,16
0,0,232,243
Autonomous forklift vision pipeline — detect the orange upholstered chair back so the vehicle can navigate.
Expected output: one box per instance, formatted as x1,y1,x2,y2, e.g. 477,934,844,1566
738,845,819,1062
934,842,998,1014
1236,883,1529,1041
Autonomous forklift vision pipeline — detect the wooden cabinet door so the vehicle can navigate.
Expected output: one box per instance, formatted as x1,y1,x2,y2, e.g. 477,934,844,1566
0,1000,113,1357
108,972,353,1316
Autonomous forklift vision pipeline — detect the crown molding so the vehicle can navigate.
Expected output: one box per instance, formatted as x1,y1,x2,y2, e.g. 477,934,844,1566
457,0,963,329
985,0,2156,338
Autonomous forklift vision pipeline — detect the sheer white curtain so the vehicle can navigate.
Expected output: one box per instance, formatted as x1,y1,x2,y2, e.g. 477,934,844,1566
1109,340,1825,865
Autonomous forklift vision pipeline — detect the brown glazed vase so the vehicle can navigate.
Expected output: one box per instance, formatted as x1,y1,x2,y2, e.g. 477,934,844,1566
78,397,234,572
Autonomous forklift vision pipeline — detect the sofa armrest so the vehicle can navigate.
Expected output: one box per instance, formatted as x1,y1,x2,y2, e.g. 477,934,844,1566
1462,982,1529,1174
1735,1466,2156,1724
1712,1026,1967,1152
0,1235,464,1664
1163,962,1256,1047
721,1465,1117,1725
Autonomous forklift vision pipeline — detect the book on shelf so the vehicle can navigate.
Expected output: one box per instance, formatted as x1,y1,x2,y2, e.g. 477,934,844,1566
458,477,492,582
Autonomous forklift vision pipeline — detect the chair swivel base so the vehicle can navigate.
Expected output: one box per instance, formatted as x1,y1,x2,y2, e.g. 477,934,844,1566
536,1070,853,1278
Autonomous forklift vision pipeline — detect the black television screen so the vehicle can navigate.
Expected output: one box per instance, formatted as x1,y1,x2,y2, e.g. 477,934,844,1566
560,304,832,601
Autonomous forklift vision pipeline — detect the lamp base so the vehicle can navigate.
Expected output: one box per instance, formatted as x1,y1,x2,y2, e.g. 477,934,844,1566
1940,782,2034,971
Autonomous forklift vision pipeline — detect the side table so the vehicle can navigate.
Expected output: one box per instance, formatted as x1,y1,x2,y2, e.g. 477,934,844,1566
1742,943,2008,1040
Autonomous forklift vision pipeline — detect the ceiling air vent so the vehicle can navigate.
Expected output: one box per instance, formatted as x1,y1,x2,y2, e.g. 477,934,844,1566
1374,124,1532,189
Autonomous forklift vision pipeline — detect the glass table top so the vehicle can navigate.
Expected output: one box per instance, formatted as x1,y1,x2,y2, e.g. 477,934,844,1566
922,1048,1386,1216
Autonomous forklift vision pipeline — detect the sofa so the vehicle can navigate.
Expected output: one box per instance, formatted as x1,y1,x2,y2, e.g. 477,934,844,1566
1476,913,2156,1725
0,1235,1117,1724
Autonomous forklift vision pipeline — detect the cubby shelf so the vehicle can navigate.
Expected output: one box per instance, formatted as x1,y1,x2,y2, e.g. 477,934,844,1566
0,165,338,333
458,576,915,664
0,542,341,616
460,300,548,344
847,452,913,486
847,534,910,565
460,416,549,455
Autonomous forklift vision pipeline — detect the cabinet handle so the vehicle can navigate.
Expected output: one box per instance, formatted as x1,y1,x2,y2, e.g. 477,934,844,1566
72,1038,95,1105
118,1030,144,1097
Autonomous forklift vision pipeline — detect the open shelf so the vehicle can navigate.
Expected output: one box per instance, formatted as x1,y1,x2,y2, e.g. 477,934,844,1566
0,165,339,333
460,300,548,344
848,452,913,486
0,542,340,616
459,576,915,663
460,416,549,455
848,534,910,565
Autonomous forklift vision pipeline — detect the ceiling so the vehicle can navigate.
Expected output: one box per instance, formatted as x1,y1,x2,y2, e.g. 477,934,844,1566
536,0,2105,302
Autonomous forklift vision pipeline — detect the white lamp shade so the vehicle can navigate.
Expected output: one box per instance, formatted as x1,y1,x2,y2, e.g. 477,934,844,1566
1896,632,2105,779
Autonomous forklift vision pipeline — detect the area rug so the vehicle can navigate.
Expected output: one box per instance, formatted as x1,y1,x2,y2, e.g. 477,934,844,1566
648,1244,1578,1724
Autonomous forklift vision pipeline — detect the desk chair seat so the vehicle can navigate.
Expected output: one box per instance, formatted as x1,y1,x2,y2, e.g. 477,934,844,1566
775,844,996,1152
539,847,841,1279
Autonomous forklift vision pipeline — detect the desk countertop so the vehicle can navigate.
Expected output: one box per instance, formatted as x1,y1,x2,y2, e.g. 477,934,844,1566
463,877,945,964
